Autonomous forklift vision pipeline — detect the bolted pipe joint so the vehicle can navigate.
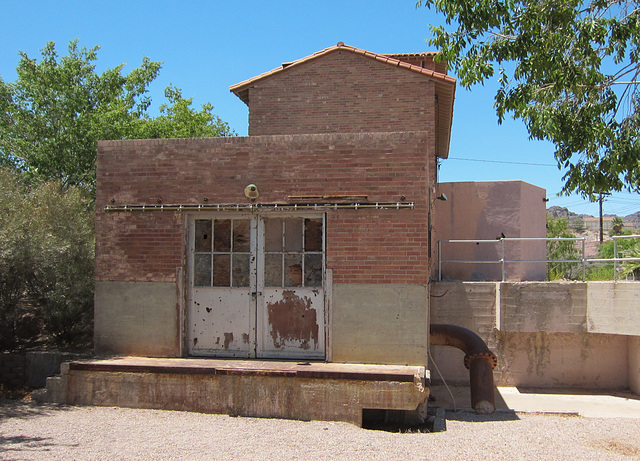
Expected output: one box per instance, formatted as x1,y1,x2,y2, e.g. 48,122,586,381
430,324,498,414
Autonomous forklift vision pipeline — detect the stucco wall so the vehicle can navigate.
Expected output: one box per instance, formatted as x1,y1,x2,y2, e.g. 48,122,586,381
630,337,640,394
434,181,547,281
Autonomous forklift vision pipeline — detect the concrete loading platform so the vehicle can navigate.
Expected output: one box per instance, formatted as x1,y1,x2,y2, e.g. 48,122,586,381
39,357,430,427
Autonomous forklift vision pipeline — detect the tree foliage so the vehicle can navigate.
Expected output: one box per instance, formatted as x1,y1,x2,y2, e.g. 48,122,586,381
546,213,581,280
419,0,640,198
593,230,640,279
0,40,233,194
0,169,95,348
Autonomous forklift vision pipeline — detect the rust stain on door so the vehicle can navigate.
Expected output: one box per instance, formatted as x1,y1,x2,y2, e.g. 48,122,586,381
223,332,233,349
267,290,319,350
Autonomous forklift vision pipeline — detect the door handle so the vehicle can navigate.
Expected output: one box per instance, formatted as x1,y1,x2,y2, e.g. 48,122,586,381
251,291,262,297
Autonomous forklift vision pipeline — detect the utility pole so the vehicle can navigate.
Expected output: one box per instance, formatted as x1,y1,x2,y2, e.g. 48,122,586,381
599,193,604,244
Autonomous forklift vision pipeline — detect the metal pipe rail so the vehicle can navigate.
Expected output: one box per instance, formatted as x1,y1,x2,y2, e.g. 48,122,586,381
438,235,640,282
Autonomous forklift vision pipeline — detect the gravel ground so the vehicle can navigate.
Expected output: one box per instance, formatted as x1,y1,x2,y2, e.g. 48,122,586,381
1,401,640,460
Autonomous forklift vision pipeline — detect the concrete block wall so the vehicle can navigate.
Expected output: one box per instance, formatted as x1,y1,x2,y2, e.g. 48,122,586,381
244,50,437,137
0,351,90,388
0,352,26,386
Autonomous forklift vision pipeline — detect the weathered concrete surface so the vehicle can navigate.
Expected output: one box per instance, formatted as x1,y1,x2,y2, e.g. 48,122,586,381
500,282,587,333
494,331,628,388
94,281,180,357
26,351,92,388
587,282,640,335
41,357,429,427
331,284,428,366
430,281,640,391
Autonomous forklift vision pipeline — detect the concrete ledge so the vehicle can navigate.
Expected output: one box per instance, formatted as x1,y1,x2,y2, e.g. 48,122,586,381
45,357,429,426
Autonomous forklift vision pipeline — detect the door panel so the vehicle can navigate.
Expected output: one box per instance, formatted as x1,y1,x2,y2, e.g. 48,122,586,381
188,217,255,357
188,214,324,359
257,216,325,359
259,288,325,358
190,289,253,356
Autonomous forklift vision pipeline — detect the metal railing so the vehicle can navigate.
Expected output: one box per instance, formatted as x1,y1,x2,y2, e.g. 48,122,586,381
437,235,640,282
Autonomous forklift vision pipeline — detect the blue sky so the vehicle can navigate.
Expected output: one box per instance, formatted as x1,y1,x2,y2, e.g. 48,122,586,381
1,0,638,217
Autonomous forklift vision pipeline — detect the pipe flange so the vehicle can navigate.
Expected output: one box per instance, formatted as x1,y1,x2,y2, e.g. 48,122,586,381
464,351,498,370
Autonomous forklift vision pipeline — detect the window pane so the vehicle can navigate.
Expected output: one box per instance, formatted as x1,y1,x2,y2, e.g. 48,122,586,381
304,218,323,252
285,218,303,252
194,220,212,252
265,254,282,287
305,254,323,287
214,219,231,252
232,253,250,287
213,254,231,287
194,254,211,286
265,218,283,252
233,219,251,252
284,254,302,287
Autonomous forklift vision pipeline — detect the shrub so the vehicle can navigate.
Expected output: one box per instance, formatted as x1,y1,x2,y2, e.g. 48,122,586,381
0,169,95,349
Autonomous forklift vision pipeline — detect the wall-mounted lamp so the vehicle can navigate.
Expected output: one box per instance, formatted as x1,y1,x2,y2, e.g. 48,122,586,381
244,184,259,200
543,197,550,202
436,193,448,201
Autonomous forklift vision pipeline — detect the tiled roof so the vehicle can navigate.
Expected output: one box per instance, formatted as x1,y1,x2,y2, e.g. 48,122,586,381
229,42,456,158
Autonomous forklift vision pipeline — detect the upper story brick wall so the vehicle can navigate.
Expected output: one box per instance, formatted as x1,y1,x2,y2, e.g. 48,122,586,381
95,131,436,284
245,50,437,137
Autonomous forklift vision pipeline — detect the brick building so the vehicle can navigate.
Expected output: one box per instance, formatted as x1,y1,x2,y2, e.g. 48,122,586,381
94,43,456,367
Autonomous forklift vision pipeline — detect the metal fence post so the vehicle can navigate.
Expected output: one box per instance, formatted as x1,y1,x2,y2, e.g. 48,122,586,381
501,239,505,282
614,237,618,282
582,238,586,281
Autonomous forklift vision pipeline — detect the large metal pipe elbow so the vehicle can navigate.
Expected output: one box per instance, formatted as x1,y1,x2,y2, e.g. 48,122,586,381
430,324,498,414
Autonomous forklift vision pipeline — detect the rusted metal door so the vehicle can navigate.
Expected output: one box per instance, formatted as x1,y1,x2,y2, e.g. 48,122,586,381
256,216,325,359
187,214,324,359
188,215,256,357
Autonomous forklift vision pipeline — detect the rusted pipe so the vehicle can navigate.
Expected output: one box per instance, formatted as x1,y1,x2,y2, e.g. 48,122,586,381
429,324,498,414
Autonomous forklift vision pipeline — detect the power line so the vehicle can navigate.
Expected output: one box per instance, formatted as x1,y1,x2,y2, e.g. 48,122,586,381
446,157,557,167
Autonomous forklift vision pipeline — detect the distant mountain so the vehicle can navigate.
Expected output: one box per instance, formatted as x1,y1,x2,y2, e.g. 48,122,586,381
547,206,587,220
547,206,640,229
626,211,640,228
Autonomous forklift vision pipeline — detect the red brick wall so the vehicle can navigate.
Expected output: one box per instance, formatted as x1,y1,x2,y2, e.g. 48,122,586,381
96,132,435,284
246,50,437,137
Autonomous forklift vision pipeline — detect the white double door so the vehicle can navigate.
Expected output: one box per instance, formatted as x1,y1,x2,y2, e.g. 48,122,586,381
187,214,325,359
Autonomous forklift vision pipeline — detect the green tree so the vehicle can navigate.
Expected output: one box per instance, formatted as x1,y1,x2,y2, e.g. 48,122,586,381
546,213,581,280
589,230,640,279
610,216,625,235
133,85,232,139
419,0,640,198
0,40,232,194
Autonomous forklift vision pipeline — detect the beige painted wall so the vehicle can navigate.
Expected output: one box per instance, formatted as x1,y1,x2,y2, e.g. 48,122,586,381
95,281,180,357
630,337,640,394
331,284,428,367
430,281,639,391
434,181,547,281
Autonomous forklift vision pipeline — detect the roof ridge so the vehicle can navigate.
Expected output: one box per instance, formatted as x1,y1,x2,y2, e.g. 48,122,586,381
229,43,455,93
